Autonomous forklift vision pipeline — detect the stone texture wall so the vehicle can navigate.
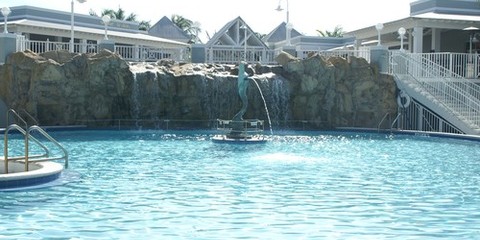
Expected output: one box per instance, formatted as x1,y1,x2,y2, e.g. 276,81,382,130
0,50,397,129
0,50,132,126
278,53,397,128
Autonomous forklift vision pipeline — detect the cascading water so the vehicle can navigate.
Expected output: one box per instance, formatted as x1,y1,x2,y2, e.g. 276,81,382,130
130,71,140,126
251,78,273,135
127,62,290,131
150,72,160,128
250,73,290,129
200,74,236,123
268,76,290,126
129,63,162,128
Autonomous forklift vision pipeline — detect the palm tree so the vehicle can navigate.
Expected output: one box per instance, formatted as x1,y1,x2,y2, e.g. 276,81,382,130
90,7,151,31
317,25,345,38
171,14,201,43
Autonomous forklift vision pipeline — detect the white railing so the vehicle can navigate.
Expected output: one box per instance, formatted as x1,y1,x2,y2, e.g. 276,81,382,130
414,52,480,79
205,47,277,65
395,99,463,134
16,39,188,62
115,45,189,62
15,38,374,65
390,51,480,132
17,39,98,54
396,52,480,101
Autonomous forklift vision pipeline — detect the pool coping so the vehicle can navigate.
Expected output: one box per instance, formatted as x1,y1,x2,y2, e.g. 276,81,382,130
335,127,480,142
0,160,64,190
2,125,479,142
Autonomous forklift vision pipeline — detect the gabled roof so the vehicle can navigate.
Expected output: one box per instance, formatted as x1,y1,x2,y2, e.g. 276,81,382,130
262,22,303,43
148,16,191,43
206,16,268,49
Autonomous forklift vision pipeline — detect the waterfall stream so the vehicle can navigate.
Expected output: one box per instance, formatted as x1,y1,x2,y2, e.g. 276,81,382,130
128,63,290,129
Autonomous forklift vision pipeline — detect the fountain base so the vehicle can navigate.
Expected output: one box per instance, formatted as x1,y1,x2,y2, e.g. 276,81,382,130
212,119,267,143
211,134,266,143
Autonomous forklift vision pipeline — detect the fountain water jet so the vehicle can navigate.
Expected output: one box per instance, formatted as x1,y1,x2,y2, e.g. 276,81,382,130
251,78,273,135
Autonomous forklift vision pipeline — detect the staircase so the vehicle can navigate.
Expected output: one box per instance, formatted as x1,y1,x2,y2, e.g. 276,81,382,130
390,51,480,135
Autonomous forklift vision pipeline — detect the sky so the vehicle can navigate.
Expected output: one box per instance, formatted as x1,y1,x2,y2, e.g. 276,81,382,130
1,0,415,42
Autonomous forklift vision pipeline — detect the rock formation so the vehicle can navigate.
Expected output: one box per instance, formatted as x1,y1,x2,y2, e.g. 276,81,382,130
0,50,397,129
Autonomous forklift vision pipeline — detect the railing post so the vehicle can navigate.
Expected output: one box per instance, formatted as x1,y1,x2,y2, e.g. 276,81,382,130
0,32,16,64
261,50,266,64
449,53,453,77
45,39,50,52
4,132,8,174
476,53,479,78
24,130,29,171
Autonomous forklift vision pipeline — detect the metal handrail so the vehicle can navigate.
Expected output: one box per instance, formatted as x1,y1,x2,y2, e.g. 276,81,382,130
21,109,39,125
377,112,390,132
28,126,68,169
390,112,402,130
5,110,30,172
3,109,69,173
7,109,27,129
5,124,50,158
4,124,52,173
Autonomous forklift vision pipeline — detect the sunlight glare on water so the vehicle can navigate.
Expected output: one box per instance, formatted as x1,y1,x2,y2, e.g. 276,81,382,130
1,130,479,239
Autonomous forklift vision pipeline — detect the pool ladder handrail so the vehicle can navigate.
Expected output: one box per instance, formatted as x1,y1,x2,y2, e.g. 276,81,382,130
3,109,68,173
377,112,390,132
377,112,403,132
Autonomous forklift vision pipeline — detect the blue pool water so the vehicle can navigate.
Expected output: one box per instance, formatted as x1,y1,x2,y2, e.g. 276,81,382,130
1,130,480,239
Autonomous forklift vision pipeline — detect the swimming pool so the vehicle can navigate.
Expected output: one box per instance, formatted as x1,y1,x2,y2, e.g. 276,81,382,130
1,130,479,239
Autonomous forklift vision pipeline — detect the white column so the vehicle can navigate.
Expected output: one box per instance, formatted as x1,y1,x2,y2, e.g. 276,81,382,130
80,39,87,53
407,29,413,53
70,0,74,52
45,38,50,52
134,44,140,62
413,27,423,53
431,28,441,52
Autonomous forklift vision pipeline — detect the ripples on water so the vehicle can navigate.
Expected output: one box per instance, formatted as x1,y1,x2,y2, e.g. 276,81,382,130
1,130,480,239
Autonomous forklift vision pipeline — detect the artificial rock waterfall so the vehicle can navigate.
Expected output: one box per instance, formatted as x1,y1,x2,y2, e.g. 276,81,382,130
0,50,397,129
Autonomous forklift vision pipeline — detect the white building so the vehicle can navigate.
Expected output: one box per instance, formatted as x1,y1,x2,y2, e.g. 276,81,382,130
346,0,480,53
0,5,189,61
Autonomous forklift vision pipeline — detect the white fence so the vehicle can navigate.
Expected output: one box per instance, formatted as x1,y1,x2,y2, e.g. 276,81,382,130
16,39,189,62
115,45,188,62
15,38,374,65
408,52,480,80
17,39,98,55
204,47,371,65
205,47,277,65
395,98,463,134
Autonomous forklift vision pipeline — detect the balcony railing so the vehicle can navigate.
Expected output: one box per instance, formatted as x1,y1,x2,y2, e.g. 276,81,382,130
15,39,189,62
